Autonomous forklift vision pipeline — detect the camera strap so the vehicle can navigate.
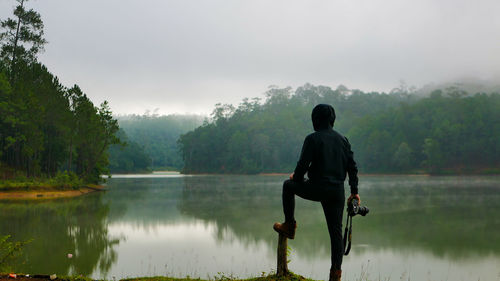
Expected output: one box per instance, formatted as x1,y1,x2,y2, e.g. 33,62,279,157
343,214,353,255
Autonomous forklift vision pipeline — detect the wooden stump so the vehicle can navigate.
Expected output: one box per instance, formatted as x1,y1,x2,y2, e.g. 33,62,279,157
277,233,288,276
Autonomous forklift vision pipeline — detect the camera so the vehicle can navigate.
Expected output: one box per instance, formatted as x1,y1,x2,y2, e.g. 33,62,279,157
347,198,369,217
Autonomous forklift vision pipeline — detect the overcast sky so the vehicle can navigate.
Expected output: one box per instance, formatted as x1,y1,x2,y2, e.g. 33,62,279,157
1,0,499,115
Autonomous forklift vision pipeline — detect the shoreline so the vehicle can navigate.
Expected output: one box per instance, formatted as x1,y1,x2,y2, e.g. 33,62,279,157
194,172,499,176
0,185,106,200
0,272,315,281
109,171,500,177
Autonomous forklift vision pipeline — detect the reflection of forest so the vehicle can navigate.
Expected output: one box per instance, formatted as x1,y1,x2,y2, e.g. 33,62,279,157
178,175,340,259
3,176,497,277
356,176,500,258
0,193,122,276
105,177,186,227
5,175,491,276
178,175,500,260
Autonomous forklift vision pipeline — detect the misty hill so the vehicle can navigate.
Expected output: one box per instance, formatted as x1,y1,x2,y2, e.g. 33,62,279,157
108,129,152,173
109,114,204,172
178,84,500,174
417,77,500,97
179,84,415,174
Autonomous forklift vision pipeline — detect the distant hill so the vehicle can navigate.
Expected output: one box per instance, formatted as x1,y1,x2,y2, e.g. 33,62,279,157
111,114,205,171
417,77,500,96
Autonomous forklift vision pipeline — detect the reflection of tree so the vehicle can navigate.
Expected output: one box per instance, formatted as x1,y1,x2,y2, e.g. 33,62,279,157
180,175,282,244
179,175,500,260
105,177,185,227
0,193,122,276
178,175,332,258
353,176,500,259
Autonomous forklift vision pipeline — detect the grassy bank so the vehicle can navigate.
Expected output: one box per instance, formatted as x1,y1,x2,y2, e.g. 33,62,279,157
0,185,105,200
0,169,106,200
0,273,315,281
0,179,102,192
0,275,93,281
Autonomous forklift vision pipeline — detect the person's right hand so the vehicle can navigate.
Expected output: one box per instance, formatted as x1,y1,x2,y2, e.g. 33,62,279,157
289,173,294,180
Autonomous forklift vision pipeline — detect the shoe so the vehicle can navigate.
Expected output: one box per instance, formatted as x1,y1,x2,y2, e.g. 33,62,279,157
273,221,297,239
329,269,342,281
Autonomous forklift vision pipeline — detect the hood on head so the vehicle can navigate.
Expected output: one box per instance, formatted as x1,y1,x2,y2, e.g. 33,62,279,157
311,104,336,131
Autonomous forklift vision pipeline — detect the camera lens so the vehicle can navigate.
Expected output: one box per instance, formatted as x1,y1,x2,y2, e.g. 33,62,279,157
358,206,369,216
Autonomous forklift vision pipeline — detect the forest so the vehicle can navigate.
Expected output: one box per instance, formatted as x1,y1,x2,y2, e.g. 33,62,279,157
108,114,203,173
0,0,119,184
178,84,500,174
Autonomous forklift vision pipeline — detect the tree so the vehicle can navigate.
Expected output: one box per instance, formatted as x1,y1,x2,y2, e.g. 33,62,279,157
71,88,120,183
393,142,413,171
0,0,47,80
422,138,443,174
0,2,120,183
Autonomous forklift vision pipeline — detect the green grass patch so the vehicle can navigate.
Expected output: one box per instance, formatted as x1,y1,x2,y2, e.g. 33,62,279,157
0,171,85,191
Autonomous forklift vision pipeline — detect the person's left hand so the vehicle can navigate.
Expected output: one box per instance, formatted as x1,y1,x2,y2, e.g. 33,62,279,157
347,193,361,204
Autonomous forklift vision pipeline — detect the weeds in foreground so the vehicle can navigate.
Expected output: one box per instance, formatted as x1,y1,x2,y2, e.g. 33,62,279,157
0,235,31,272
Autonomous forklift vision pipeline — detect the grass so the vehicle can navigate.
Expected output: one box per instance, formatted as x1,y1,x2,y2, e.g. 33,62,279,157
123,272,316,281
0,170,105,200
0,171,90,192
0,273,317,281
56,276,95,281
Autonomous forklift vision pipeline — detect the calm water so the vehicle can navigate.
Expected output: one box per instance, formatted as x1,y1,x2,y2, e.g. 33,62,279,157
1,175,500,281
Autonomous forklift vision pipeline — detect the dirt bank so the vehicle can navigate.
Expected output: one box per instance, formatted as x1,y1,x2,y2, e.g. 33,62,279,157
0,185,106,200
0,275,91,281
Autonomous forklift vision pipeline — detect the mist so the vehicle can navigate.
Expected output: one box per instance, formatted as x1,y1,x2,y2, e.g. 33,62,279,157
1,0,499,114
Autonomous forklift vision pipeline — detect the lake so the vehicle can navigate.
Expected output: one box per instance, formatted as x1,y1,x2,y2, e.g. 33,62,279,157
1,175,499,281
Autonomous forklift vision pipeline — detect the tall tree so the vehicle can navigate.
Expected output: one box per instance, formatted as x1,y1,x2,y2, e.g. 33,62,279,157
0,1,120,183
0,0,47,80
70,86,120,183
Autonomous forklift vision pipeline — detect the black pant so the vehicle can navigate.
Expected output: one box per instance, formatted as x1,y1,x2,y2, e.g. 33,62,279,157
282,179,345,270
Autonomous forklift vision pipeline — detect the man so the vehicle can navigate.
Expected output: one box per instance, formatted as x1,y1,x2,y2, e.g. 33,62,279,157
273,104,360,281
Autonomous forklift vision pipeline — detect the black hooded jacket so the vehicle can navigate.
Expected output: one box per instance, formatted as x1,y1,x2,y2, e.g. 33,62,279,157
292,104,359,194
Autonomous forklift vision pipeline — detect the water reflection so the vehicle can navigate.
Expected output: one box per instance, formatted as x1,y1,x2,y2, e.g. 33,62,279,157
1,175,499,280
0,193,122,276
179,175,500,260
180,176,283,247
106,177,185,227
355,176,500,259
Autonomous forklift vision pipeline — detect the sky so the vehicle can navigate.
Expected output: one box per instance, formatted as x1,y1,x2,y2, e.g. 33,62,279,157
1,0,499,115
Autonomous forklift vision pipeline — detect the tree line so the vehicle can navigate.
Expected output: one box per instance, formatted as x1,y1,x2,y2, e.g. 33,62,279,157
0,0,119,183
178,84,500,174
349,89,500,173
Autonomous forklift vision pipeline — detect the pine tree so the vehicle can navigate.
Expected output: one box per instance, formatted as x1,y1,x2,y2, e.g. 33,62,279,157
0,0,47,81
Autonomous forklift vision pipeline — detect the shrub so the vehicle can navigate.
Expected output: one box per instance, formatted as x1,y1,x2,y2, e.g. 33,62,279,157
0,235,30,273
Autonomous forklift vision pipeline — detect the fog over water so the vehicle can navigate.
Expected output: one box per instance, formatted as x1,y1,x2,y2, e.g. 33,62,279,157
1,0,499,114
